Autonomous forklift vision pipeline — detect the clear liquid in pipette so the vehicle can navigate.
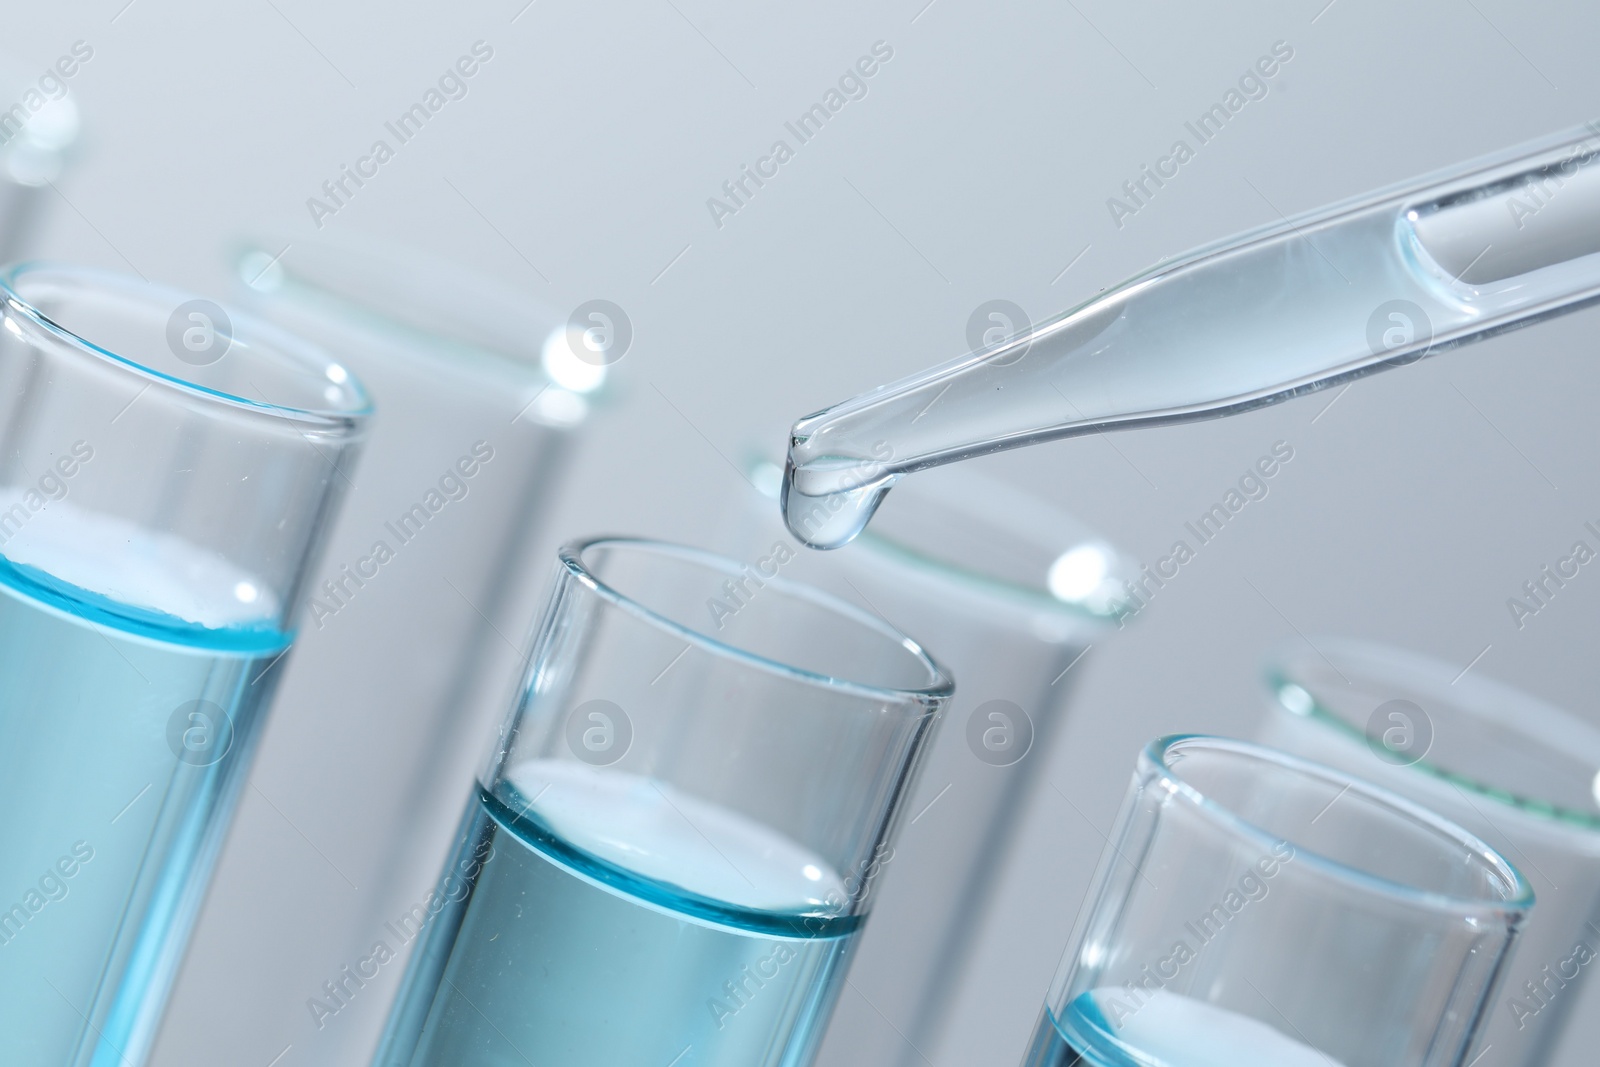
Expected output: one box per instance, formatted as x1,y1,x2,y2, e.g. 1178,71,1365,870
780,455,896,552
0,505,289,1066
381,760,858,1067
782,207,1419,550
1022,989,1344,1067
782,131,1600,551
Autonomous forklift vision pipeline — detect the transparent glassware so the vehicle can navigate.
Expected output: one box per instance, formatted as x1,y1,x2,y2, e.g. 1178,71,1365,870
726,460,1130,1067
0,50,83,262
1257,639,1600,1067
0,263,368,1067
1023,735,1532,1067
780,122,1600,549
373,537,952,1067
151,238,606,1067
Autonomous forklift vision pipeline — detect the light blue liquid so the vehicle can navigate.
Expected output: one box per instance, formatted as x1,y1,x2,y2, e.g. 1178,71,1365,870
1022,989,1341,1067
377,762,860,1067
0,552,289,1066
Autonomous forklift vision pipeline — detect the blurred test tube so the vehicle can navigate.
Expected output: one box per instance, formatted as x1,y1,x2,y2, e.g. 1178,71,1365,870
1258,639,1600,1067
0,52,81,262
148,240,606,1067
723,459,1132,1067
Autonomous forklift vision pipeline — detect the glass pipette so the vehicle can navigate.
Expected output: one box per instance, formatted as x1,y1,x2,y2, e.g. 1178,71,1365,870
782,122,1600,549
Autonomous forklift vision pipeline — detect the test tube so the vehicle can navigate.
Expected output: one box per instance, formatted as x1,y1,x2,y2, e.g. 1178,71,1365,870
1257,639,1600,1067
373,536,953,1066
729,461,1129,1066
0,265,367,1066
148,240,605,1066
1023,735,1531,1067
0,52,82,263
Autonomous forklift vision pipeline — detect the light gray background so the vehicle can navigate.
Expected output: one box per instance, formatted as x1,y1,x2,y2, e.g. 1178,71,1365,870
6,0,1599,1063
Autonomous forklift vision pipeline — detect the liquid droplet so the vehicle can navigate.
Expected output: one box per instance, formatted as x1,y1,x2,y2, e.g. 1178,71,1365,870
780,455,897,550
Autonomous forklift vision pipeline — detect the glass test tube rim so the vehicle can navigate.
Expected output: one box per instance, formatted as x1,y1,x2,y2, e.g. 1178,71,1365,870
1,261,372,430
1265,639,1600,837
1147,734,1535,921
231,236,603,423
558,535,955,707
857,468,1130,624
854,528,1125,628
749,456,1134,628
232,236,536,375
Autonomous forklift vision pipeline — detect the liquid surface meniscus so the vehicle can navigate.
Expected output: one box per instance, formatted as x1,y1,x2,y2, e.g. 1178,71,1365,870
378,760,859,1067
0,504,289,1067
1022,988,1344,1067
